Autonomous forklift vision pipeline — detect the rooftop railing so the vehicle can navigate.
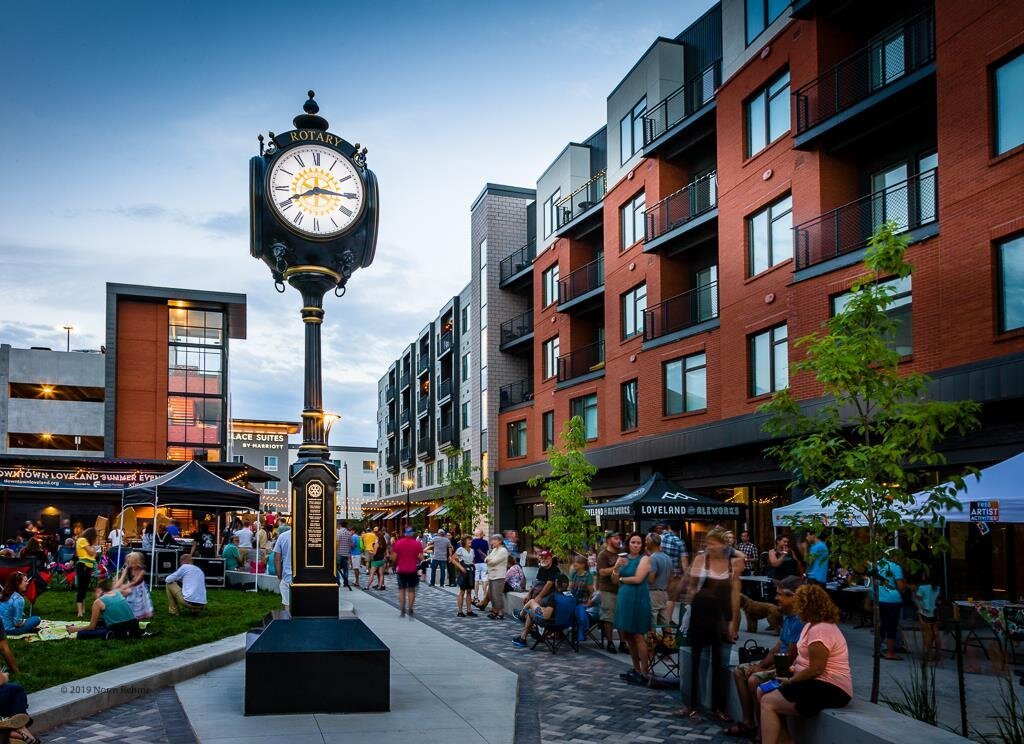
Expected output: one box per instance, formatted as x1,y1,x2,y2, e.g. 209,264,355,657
794,168,937,270
556,172,606,230
794,10,935,134
644,281,719,342
499,238,537,284
645,171,717,243
643,60,721,145
558,255,604,305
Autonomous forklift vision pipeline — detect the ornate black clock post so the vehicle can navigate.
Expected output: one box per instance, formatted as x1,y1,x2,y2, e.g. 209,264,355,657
244,92,388,715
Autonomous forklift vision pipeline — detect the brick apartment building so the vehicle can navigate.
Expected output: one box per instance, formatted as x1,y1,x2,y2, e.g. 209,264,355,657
494,0,1024,599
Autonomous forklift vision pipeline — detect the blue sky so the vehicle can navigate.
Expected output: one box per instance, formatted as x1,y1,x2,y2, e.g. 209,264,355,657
0,0,714,447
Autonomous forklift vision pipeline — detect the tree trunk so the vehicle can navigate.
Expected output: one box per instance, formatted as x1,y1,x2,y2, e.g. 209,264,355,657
870,535,881,704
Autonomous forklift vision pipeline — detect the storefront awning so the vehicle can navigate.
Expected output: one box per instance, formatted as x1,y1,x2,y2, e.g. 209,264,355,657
584,472,745,521
428,505,449,517
383,508,406,520
407,506,427,518
367,512,386,521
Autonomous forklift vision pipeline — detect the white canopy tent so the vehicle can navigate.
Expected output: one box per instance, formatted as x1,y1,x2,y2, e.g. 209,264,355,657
910,450,1024,524
771,482,871,528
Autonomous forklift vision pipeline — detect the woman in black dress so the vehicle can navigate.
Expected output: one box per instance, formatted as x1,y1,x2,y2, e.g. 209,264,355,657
767,535,803,581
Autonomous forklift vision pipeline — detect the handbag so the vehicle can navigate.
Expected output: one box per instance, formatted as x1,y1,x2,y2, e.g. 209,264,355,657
738,638,771,664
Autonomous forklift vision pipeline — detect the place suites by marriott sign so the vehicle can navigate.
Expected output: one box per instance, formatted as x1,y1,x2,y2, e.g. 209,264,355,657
231,432,287,449
0,465,163,491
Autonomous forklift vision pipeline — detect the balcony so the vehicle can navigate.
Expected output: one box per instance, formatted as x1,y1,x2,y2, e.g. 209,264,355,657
643,281,720,349
385,384,395,401
417,354,430,375
643,61,721,157
554,172,606,239
416,394,432,416
793,10,935,150
385,452,397,470
499,378,533,410
557,255,604,313
437,330,455,357
400,408,411,428
437,378,453,402
399,446,412,465
644,172,718,254
438,424,457,450
498,238,537,290
417,435,434,457
794,169,938,275
386,416,396,436
499,309,534,353
557,340,605,386
400,370,411,390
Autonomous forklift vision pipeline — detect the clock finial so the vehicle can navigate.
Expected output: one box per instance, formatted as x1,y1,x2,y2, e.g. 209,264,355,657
293,90,329,132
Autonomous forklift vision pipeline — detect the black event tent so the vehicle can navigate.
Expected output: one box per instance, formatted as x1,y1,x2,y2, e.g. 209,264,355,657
584,472,744,521
122,460,261,510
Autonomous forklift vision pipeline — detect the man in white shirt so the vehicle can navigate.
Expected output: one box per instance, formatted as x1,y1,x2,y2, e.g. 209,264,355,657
107,525,125,568
164,555,207,615
235,522,254,566
272,528,293,611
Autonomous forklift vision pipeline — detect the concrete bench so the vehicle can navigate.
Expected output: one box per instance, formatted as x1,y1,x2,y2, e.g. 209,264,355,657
504,591,529,616
225,570,279,591
678,647,970,742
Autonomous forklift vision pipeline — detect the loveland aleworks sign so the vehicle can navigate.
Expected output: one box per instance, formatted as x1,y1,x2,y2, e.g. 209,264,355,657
584,473,746,521
0,465,163,491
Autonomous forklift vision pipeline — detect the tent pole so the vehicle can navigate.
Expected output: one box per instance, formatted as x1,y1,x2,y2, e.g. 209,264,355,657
150,487,159,593
116,489,125,570
249,506,259,593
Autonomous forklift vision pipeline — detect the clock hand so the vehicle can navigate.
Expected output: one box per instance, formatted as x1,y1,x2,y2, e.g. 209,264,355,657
310,188,358,199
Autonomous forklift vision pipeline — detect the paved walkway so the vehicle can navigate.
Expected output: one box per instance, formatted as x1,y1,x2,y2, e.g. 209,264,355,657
368,581,731,744
44,688,196,744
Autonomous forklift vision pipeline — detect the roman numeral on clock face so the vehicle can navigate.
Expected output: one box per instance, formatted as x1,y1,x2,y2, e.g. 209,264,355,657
278,199,293,211
293,212,304,226
312,151,321,166
293,154,305,167
313,218,320,232
274,186,289,192
338,205,353,218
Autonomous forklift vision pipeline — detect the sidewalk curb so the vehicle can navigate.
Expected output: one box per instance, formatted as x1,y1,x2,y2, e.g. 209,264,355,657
27,632,247,734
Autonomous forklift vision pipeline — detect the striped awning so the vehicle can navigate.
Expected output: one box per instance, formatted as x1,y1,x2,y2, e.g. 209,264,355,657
384,508,406,520
407,506,427,518
368,512,386,521
428,505,449,517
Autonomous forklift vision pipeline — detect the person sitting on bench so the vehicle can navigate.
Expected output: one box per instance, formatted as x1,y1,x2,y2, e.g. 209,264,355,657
69,579,143,639
512,575,575,648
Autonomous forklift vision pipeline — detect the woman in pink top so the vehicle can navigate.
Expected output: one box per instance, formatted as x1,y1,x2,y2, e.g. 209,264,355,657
759,584,852,744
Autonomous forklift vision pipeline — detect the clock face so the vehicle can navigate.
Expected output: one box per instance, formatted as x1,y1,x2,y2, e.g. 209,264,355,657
266,144,364,238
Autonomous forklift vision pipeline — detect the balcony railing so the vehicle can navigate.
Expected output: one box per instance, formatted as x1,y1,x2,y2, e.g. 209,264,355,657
558,255,604,305
643,60,721,145
400,409,411,426
557,340,605,383
644,281,719,342
556,172,606,230
437,330,454,356
385,415,396,431
645,172,718,243
385,384,395,400
385,452,397,469
417,436,433,455
500,309,534,347
794,10,935,135
438,424,455,448
499,378,533,410
400,370,411,389
399,446,411,463
417,354,429,375
794,169,937,271
417,395,432,415
438,378,452,401
499,238,537,284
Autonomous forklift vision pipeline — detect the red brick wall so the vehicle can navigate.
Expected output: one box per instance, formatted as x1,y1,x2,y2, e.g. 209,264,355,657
497,1,1024,473
115,300,168,458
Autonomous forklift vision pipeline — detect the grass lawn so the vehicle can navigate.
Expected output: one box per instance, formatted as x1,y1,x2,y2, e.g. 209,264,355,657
9,586,281,693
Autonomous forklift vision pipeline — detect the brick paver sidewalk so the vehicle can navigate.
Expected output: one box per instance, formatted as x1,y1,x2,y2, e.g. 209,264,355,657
363,581,732,744
43,687,196,744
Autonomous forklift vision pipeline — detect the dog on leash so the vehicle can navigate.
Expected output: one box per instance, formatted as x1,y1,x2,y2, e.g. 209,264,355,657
740,594,782,633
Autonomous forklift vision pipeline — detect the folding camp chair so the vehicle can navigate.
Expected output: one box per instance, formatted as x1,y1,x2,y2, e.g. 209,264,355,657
530,620,580,655
647,625,680,682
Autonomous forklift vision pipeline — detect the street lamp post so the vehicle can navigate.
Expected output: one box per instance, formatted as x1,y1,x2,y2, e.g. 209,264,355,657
62,325,73,352
343,462,349,521
402,477,414,529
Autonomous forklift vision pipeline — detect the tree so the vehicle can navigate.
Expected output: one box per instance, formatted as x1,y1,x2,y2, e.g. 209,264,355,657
524,415,600,562
761,222,980,704
442,449,491,536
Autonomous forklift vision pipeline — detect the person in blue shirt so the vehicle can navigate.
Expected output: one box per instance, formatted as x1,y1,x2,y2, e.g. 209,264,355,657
512,575,576,648
0,573,40,636
874,554,906,660
804,530,829,585
725,576,806,738
913,571,941,661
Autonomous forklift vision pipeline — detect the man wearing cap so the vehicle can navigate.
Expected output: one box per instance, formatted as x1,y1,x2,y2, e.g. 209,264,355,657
596,531,627,654
658,523,689,625
521,550,559,614
391,527,425,618
427,529,452,587
725,575,805,738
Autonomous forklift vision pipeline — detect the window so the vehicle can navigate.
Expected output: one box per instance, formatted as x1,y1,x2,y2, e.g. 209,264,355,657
461,306,469,331
332,459,342,470
542,336,560,379
995,52,1024,155
362,482,375,494
263,455,278,472
231,455,244,464
871,153,937,232
479,241,488,322
463,449,472,470
619,97,647,164
746,0,789,45
437,459,445,482
461,402,470,428
264,481,278,494
426,462,434,486
750,325,789,396
748,195,793,276
167,308,226,462
461,352,470,382
507,420,527,458
998,235,1024,332
384,480,391,496
832,277,913,355
543,189,561,238
621,192,645,249
542,264,560,306
621,284,647,339
542,411,555,451
621,379,638,431
362,459,374,472
664,353,707,415
746,71,790,157
570,393,598,440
